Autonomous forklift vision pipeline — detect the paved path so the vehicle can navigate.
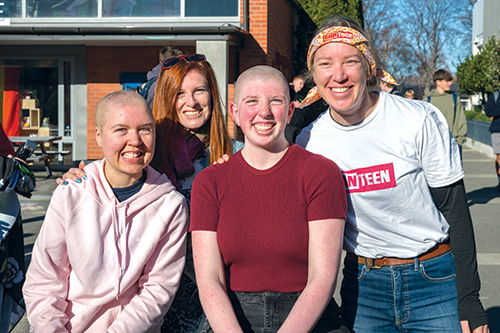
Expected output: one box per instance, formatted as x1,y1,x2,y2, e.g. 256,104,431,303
11,146,500,332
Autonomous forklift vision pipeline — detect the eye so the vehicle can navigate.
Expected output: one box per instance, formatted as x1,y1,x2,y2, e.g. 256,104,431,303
140,126,153,133
271,98,285,105
345,59,360,66
194,88,208,95
245,99,259,105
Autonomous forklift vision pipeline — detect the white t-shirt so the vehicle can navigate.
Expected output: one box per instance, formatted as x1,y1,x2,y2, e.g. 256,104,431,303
297,92,464,258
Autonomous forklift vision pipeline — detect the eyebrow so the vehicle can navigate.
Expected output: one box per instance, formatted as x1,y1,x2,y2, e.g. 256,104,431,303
109,122,154,129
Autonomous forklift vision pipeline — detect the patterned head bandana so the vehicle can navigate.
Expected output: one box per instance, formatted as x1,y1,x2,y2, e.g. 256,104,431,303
300,26,398,107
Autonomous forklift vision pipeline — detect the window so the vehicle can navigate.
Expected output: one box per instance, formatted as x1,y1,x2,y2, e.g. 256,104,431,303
0,0,238,18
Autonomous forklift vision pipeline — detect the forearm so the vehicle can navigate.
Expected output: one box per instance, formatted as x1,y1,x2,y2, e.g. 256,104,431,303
429,181,488,330
277,277,335,333
279,219,344,333
198,279,243,333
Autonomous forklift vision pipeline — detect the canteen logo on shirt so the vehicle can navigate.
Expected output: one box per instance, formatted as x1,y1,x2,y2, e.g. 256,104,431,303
342,163,396,193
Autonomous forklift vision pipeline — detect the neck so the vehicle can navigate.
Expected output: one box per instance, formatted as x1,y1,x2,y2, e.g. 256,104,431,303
331,91,379,126
436,86,446,94
103,163,143,188
241,140,290,170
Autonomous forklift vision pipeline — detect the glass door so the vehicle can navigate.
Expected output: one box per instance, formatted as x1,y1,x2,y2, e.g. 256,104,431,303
0,58,73,164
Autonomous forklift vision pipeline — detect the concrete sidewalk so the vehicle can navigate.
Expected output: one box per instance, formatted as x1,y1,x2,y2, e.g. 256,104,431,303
11,146,500,332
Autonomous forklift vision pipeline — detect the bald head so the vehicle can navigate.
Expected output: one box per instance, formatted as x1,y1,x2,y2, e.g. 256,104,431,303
96,91,153,130
234,66,290,104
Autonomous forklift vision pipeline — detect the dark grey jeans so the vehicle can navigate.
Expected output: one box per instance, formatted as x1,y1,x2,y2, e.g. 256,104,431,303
200,290,351,333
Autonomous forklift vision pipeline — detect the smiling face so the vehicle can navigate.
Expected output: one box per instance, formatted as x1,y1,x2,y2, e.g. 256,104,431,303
312,42,374,125
231,70,293,153
95,97,155,188
176,70,212,131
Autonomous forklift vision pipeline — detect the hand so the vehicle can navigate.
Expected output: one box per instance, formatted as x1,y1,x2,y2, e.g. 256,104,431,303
292,100,302,108
213,154,230,165
461,321,490,333
6,154,26,164
56,161,87,185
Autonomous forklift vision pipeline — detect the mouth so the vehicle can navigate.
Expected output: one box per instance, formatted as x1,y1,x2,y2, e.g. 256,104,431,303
253,123,275,131
122,152,144,159
183,110,202,116
330,87,350,93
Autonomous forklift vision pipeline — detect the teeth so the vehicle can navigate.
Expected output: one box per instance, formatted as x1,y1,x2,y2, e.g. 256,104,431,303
330,87,349,93
254,124,273,131
184,110,201,116
123,152,141,158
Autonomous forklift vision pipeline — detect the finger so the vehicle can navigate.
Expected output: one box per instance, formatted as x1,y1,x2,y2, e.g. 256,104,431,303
62,167,87,184
78,160,86,170
56,177,68,186
223,154,230,162
461,320,471,333
473,324,489,333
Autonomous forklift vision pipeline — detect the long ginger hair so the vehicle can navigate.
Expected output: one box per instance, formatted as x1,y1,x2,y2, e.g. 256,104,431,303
150,59,233,176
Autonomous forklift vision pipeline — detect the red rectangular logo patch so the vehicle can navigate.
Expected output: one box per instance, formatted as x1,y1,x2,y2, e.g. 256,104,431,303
342,163,397,193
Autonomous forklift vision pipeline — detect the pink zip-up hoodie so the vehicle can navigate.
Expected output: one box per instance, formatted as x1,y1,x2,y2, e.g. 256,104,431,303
23,160,188,332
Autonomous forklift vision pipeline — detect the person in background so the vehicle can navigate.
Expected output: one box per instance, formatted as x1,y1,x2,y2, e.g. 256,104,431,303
484,83,500,192
289,75,307,107
379,77,398,94
404,89,414,99
425,69,467,158
57,54,242,333
23,91,188,332
296,16,489,333
191,65,348,333
285,75,329,143
145,45,184,108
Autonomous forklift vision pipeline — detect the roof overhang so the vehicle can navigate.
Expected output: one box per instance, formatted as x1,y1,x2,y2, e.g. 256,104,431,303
0,23,249,47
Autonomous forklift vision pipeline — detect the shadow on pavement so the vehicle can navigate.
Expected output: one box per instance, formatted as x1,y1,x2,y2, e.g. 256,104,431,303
467,186,500,206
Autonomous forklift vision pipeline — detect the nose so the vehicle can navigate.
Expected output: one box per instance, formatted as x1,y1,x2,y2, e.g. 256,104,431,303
128,131,142,146
331,63,347,83
258,103,273,118
186,93,198,107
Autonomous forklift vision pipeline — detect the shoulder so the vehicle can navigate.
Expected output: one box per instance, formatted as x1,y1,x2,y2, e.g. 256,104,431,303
289,145,341,173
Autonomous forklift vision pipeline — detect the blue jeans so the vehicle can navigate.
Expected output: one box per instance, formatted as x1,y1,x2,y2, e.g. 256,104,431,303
201,291,350,333
340,251,461,332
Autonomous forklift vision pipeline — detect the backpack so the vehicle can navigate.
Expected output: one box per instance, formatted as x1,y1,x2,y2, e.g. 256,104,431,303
137,77,158,99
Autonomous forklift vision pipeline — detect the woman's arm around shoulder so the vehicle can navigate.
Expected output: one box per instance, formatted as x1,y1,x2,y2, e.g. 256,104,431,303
192,231,244,333
278,218,345,333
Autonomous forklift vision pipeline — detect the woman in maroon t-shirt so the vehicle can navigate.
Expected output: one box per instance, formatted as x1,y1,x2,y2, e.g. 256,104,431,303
190,66,348,333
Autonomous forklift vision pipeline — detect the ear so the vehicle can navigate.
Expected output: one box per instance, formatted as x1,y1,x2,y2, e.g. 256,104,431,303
95,127,103,148
287,102,295,125
229,102,241,127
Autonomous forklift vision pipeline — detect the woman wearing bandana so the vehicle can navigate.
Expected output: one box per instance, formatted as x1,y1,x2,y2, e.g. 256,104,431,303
296,17,489,333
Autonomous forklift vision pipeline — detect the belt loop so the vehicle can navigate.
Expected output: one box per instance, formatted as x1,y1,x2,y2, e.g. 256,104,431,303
414,257,419,271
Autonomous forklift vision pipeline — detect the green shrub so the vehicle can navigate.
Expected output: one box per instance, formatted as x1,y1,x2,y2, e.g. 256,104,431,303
465,111,492,122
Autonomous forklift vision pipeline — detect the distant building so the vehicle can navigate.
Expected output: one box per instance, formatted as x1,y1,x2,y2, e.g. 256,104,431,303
471,0,500,107
0,0,303,163
473,0,500,56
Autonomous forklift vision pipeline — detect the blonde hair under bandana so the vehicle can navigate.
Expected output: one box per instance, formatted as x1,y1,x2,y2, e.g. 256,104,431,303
300,26,398,108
